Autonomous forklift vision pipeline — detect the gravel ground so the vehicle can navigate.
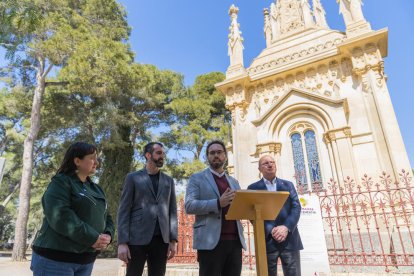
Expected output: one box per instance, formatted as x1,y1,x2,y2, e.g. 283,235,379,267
0,256,122,276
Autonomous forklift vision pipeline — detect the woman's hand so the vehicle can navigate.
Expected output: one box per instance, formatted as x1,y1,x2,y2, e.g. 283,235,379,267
92,234,111,250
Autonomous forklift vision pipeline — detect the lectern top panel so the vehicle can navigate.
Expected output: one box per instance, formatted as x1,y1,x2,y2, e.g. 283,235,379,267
226,190,289,221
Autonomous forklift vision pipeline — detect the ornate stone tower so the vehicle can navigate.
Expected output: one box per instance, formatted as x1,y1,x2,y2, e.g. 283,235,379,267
216,0,410,190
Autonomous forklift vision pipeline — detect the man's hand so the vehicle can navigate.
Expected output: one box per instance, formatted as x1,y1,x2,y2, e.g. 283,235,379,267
271,225,289,243
92,234,111,251
219,188,236,208
118,243,131,263
167,241,177,260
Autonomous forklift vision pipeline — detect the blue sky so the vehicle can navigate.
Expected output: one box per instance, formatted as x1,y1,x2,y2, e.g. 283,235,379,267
0,1,412,168
118,0,414,168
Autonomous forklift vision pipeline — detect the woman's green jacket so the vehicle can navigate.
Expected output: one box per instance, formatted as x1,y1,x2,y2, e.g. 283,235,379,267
33,173,115,253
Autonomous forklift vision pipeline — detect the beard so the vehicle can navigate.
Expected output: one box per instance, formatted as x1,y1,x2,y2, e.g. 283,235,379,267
208,158,225,170
151,156,164,168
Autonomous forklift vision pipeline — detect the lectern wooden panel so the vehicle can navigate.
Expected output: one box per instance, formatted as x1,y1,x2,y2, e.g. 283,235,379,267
226,190,289,276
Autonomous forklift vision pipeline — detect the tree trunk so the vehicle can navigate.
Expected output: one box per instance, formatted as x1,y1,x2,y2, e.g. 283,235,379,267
100,125,133,221
99,124,133,256
1,181,19,208
12,58,46,261
196,140,205,160
0,135,8,155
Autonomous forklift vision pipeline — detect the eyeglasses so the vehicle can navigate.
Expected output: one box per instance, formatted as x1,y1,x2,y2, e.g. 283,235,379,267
260,161,275,167
153,150,166,156
208,150,225,156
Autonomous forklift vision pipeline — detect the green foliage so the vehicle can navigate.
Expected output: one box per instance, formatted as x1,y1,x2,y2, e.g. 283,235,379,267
1,0,230,258
0,207,14,245
0,86,29,197
162,72,230,180
1,0,133,258
166,158,206,181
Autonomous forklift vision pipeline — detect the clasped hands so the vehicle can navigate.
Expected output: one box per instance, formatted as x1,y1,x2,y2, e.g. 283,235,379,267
92,233,111,251
271,225,289,243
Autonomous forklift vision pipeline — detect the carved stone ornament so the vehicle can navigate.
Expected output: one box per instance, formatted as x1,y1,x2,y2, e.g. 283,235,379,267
343,127,352,138
323,132,337,143
324,127,353,143
255,142,282,157
351,45,385,91
236,101,248,122
248,37,344,74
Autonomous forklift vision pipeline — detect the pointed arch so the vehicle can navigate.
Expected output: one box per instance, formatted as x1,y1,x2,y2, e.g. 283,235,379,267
270,102,333,141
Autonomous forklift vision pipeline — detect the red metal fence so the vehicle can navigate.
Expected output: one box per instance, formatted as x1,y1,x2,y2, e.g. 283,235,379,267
313,170,414,273
170,170,414,273
170,200,256,269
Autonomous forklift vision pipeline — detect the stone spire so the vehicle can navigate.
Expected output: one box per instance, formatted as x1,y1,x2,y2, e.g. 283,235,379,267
270,3,281,40
301,0,315,28
313,0,329,28
228,4,244,68
337,0,371,37
264,8,272,47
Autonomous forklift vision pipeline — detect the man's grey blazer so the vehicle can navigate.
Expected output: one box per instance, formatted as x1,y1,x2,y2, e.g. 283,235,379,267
117,168,178,245
185,168,247,250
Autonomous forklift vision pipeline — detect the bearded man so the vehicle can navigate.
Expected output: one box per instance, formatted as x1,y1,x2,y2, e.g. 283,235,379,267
117,142,178,276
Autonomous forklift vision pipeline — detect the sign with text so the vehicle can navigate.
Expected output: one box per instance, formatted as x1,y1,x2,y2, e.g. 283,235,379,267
297,194,331,275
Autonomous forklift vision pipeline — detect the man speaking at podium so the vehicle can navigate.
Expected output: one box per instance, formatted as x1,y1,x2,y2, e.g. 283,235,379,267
185,140,246,276
248,155,303,276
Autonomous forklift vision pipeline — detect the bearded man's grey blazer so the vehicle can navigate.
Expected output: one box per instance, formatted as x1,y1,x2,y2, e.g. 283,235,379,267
117,168,178,245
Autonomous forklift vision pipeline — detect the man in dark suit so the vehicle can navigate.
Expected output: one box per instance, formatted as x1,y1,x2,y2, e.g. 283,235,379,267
247,155,303,276
117,142,178,276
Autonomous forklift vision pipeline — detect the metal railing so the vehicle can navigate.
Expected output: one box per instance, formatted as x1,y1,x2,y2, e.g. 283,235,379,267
170,170,414,273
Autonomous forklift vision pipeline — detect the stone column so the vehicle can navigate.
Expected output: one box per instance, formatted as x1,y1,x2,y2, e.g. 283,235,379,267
352,45,411,178
324,135,340,183
324,132,344,185
226,142,235,177
227,105,239,179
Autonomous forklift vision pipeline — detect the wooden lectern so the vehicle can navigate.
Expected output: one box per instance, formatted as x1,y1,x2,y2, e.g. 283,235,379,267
226,190,289,276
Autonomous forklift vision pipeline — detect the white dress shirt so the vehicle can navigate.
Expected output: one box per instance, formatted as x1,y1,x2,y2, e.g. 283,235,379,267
209,167,226,178
263,177,277,192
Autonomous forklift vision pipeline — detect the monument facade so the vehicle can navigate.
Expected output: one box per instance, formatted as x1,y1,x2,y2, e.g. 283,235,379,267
216,0,411,190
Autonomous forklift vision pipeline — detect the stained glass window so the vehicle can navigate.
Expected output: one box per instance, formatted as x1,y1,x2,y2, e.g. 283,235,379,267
304,130,322,188
291,133,307,186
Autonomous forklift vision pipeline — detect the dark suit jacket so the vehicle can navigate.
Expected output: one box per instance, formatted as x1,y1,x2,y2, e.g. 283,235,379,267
117,168,178,245
247,178,303,253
